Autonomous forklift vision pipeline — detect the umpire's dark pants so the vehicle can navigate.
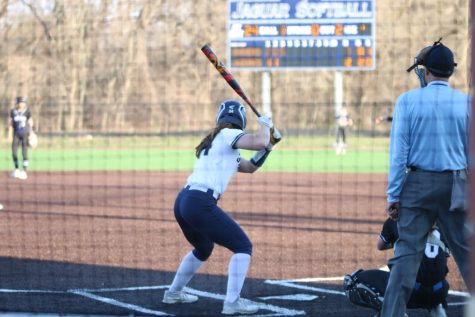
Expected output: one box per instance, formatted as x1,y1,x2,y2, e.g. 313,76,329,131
173,187,252,261
381,170,470,317
12,132,28,164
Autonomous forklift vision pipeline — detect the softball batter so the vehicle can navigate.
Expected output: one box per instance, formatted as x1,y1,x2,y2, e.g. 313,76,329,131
163,100,279,315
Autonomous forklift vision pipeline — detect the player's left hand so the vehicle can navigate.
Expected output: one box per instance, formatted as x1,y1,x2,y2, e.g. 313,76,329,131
28,131,38,149
386,202,400,221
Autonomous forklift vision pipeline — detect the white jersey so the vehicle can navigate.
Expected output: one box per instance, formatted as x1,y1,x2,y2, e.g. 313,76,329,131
186,128,244,195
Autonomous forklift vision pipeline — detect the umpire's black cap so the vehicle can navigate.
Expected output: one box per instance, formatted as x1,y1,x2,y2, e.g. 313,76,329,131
406,38,457,77
424,44,456,77
16,96,26,104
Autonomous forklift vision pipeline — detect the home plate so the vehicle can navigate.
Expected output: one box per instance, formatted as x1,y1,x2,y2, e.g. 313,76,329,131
259,294,318,301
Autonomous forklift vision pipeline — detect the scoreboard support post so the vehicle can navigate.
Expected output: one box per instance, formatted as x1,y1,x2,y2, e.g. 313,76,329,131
262,71,272,116
334,71,343,116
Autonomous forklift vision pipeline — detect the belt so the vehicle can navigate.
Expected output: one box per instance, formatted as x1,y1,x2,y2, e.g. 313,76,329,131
407,166,463,174
185,184,221,200
413,281,444,292
433,281,443,291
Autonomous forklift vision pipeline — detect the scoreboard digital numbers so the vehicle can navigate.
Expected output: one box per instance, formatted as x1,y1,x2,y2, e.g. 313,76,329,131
228,0,376,70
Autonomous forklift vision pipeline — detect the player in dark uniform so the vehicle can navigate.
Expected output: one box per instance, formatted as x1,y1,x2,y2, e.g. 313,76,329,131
8,96,33,180
343,218,449,317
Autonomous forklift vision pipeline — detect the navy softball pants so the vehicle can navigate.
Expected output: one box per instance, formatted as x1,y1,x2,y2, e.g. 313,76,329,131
12,132,28,163
174,187,253,261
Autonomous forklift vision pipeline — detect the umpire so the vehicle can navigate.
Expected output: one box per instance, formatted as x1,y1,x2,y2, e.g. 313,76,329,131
382,39,471,317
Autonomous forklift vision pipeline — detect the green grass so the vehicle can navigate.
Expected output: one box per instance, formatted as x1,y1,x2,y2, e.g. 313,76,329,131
0,136,390,173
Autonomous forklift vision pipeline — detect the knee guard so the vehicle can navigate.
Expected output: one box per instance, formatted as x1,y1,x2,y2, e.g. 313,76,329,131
343,270,383,311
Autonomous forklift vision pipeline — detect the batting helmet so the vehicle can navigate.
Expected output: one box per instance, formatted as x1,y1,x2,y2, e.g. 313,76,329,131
216,100,247,130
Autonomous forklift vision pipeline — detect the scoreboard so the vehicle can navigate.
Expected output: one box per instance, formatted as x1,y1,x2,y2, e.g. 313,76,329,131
228,0,376,70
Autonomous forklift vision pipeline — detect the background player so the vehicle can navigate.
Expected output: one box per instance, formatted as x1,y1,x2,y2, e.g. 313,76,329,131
162,100,280,315
334,106,353,155
344,218,449,317
8,96,33,180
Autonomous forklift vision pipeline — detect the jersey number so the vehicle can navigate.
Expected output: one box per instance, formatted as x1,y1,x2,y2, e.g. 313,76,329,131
424,243,439,259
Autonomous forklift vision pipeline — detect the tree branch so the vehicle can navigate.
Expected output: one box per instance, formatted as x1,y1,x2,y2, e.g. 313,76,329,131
20,0,52,41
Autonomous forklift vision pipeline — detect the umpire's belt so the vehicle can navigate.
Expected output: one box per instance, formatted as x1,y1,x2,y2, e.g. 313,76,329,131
407,166,464,174
185,184,221,200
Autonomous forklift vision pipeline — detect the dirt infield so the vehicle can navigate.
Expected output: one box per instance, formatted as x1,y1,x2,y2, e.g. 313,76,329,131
0,171,467,316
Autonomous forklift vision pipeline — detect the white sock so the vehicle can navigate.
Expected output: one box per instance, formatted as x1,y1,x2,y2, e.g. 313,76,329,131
225,253,251,303
169,251,204,292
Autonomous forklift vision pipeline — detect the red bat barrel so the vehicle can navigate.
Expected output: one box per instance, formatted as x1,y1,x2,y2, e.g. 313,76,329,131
201,44,261,117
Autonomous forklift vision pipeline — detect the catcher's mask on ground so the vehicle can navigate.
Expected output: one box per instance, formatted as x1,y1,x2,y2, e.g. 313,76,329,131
343,269,383,311
216,100,247,130
406,38,457,87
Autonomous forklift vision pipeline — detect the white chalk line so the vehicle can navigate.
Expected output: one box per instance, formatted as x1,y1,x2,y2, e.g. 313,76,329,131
448,290,470,298
265,279,346,296
286,277,344,283
0,285,305,316
70,290,170,316
0,276,469,315
267,276,470,307
0,289,65,294
183,287,305,316
259,294,318,301
72,285,169,293
0,287,171,316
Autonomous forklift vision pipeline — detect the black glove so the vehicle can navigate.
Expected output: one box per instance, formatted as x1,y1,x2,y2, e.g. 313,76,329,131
386,202,400,221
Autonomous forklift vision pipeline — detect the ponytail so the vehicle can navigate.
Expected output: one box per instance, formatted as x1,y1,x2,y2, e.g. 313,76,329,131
195,123,238,158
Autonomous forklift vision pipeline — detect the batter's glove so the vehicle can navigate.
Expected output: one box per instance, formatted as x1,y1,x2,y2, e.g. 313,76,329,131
257,115,273,129
270,127,282,145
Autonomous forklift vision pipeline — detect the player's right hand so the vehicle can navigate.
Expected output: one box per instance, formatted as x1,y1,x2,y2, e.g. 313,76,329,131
257,115,273,129
270,127,282,145
386,202,400,221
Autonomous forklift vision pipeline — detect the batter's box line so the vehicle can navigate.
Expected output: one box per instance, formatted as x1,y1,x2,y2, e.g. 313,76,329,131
183,287,305,316
70,284,306,315
79,285,305,316
0,287,171,316
0,285,305,317
264,279,345,296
